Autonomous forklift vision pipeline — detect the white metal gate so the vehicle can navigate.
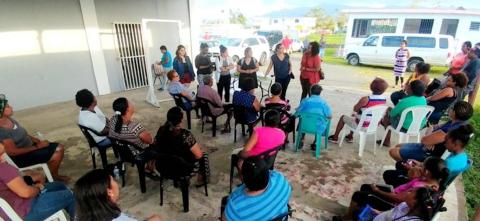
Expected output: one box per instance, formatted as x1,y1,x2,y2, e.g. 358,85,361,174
114,23,148,90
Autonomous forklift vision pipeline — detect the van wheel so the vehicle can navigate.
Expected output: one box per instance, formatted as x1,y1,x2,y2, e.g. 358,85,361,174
407,59,422,72
347,54,359,66
259,52,267,66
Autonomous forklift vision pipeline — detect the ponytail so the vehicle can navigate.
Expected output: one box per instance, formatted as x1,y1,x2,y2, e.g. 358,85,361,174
446,124,474,148
424,157,450,190
112,97,129,133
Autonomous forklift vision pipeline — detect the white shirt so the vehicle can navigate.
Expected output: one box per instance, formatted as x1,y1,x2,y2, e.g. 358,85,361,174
78,106,107,143
215,56,236,81
112,213,138,221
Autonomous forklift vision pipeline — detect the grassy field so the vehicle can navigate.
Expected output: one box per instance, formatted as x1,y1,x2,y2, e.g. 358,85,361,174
464,106,480,219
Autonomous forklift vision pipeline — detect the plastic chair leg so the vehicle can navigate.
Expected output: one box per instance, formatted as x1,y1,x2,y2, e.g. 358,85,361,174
234,123,237,143
358,132,366,157
41,164,54,182
338,129,346,147
373,132,378,155
229,155,236,193
201,116,205,133
159,177,164,206
136,163,147,193
295,132,302,152
212,117,217,137
91,149,97,169
380,127,391,147
315,134,321,159
180,179,189,212
186,111,192,130
99,148,108,169
398,133,406,144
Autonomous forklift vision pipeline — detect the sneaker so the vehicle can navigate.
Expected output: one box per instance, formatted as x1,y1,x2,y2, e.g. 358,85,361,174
328,135,338,144
345,134,354,143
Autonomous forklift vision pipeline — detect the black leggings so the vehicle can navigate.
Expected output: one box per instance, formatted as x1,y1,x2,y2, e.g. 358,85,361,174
275,77,291,100
300,78,311,100
383,161,410,187
217,75,231,102
395,76,404,86
351,184,395,212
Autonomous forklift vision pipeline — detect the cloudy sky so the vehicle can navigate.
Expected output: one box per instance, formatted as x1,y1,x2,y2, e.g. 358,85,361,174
198,0,479,18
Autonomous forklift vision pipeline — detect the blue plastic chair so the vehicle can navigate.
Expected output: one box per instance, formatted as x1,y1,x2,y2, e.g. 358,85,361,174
294,112,330,159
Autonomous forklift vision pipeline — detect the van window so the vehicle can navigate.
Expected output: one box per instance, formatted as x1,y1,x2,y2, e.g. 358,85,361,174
245,38,259,46
439,38,449,49
406,37,436,48
363,36,379,46
381,36,404,47
259,38,267,44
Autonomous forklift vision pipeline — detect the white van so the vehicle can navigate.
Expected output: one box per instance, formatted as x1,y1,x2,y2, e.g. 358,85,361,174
344,34,455,71
219,36,271,66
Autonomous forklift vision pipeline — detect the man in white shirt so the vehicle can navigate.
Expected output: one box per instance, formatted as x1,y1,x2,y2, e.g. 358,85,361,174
75,89,111,148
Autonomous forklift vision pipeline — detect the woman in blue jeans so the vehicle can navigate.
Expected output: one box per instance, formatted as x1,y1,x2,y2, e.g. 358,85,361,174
0,143,75,221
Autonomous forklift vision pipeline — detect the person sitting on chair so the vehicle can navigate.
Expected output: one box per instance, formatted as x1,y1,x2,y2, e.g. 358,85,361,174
197,75,233,133
389,101,473,163
76,89,111,149
379,80,427,147
390,62,431,105
265,83,291,126
167,69,196,110
295,84,332,149
232,78,261,125
108,97,159,180
74,169,162,221
334,157,448,221
384,124,473,187
0,95,70,182
427,73,468,124
222,157,292,221
0,143,75,221
154,107,210,185
328,77,388,144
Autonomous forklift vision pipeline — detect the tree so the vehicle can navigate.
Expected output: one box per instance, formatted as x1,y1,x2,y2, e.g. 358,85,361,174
306,7,335,32
336,12,348,30
229,9,247,26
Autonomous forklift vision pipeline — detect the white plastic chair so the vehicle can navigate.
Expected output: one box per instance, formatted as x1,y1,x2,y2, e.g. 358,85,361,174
1,153,54,182
380,106,434,147
0,197,67,221
339,105,389,157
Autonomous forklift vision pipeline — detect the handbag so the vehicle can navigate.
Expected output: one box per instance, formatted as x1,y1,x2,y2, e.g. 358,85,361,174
319,69,325,80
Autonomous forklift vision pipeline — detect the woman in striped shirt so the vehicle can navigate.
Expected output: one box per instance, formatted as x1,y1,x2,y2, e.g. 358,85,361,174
393,40,410,88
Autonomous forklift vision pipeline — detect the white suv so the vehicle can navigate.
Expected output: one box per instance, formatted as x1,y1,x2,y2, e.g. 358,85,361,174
344,34,455,71
219,36,271,66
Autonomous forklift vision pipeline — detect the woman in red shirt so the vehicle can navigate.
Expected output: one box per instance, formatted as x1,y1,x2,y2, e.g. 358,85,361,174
300,42,322,100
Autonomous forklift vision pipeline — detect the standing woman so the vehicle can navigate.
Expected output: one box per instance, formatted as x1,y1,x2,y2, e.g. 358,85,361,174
173,45,195,87
300,41,321,100
237,47,259,90
393,40,410,88
265,43,292,100
216,45,235,102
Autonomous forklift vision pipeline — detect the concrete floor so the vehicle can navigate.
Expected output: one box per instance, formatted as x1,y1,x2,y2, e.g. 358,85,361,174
11,56,466,221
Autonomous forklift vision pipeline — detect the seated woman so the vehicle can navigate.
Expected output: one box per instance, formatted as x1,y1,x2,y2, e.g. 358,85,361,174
154,107,210,184
264,83,293,135
0,143,75,221
427,73,468,124
335,157,448,221
371,187,436,221
0,95,69,182
74,169,162,221
389,101,473,162
167,70,195,110
384,124,473,187
76,89,111,148
232,78,261,126
108,97,158,179
379,80,427,147
390,62,431,105
197,75,233,133
328,77,388,143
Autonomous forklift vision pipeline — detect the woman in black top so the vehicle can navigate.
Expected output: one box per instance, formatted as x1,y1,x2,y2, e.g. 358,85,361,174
237,47,259,89
154,107,210,183
265,43,292,100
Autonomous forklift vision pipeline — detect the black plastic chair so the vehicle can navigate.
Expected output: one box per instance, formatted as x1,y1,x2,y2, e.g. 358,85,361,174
197,97,221,137
269,204,294,221
229,145,283,193
156,153,208,212
109,138,153,193
233,104,259,143
78,124,114,169
261,103,296,146
170,93,199,130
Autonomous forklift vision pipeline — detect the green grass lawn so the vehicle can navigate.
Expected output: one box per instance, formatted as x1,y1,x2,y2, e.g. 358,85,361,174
464,105,480,219
307,33,346,45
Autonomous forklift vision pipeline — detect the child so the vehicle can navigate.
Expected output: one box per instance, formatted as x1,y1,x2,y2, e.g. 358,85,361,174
328,78,388,143
393,40,410,87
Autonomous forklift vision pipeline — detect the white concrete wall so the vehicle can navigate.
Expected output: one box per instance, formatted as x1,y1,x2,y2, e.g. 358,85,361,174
0,0,98,110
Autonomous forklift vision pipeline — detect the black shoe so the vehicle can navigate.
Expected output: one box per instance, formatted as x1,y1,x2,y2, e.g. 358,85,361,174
332,216,343,221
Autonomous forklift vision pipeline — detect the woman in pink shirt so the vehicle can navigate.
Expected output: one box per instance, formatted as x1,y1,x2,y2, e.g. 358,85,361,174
300,42,322,100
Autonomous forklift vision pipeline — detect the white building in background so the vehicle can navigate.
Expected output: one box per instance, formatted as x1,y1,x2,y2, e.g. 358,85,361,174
342,8,480,50
252,16,316,38
0,0,199,109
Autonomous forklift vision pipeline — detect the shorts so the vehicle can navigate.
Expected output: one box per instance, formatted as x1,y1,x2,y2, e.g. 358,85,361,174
11,143,59,168
399,143,429,161
343,115,358,128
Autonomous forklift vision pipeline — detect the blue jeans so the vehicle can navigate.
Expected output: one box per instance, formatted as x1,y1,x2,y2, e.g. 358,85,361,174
399,143,429,162
24,182,75,221
97,138,112,149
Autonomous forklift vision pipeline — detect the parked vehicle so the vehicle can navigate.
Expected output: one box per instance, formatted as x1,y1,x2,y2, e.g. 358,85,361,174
219,36,271,65
271,38,304,52
344,33,455,71
256,30,283,49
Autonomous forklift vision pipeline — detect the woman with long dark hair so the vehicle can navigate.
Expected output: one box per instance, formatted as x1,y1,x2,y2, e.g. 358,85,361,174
173,45,195,87
300,41,322,100
265,43,293,100
154,107,210,184
108,97,158,179
74,169,162,221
